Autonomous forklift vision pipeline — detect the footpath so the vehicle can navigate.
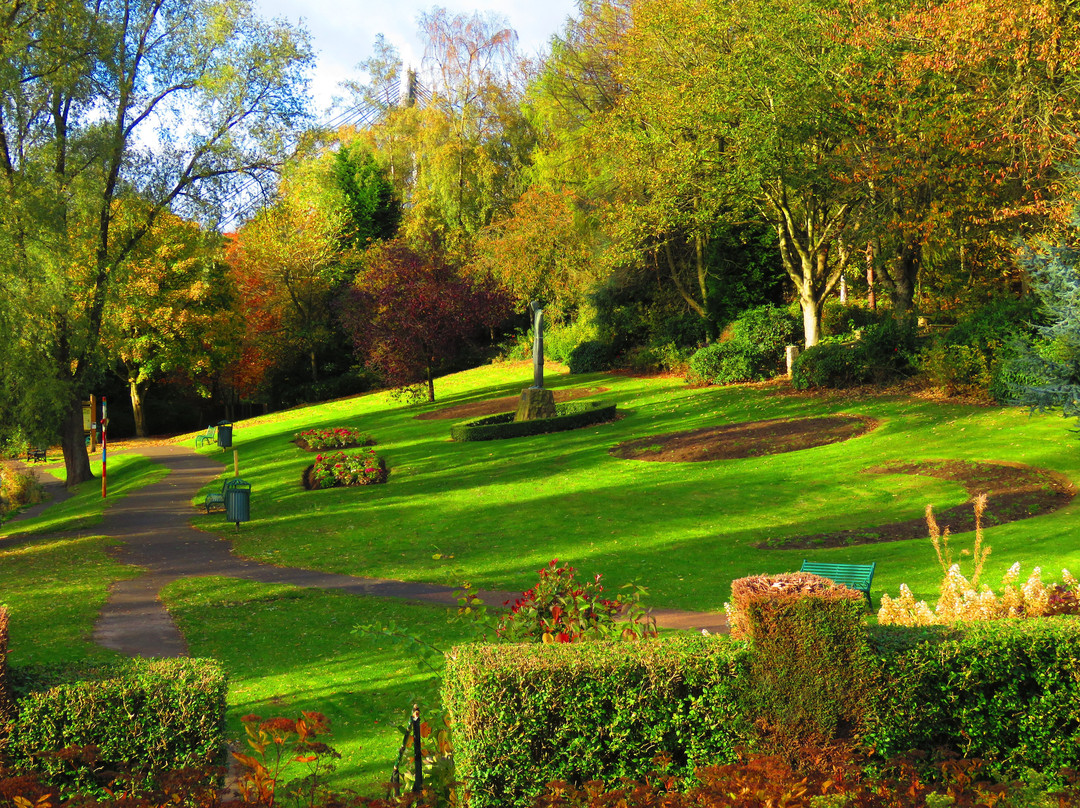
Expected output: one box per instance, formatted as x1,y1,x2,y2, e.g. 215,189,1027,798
2,444,728,657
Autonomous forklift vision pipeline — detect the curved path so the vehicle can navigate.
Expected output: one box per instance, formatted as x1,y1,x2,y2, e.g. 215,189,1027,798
5,445,727,658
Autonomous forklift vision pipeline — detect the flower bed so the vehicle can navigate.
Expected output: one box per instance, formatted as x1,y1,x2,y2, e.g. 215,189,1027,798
294,427,374,451
302,448,388,490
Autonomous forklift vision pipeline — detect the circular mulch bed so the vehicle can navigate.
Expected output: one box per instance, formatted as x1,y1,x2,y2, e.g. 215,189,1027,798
301,458,389,491
608,415,879,462
759,459,1076,550
415,386,610,421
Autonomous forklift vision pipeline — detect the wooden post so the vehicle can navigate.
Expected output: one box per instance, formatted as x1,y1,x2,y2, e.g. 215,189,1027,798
233,450,239,478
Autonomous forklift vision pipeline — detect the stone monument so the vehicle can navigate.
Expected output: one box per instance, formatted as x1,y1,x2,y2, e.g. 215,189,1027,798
514,301,557,421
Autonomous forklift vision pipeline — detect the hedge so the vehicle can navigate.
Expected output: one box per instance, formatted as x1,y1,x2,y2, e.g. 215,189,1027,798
449,401,617,442
865,618,1080,778
445,614,1080,808
8,658,227,794
443,637,748,808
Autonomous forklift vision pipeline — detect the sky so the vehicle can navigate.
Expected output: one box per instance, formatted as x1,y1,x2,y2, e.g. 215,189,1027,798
254,0,582,118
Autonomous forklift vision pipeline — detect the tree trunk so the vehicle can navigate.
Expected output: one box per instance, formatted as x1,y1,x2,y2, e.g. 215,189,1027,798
61,397,93,487
129,378,146,438
426,363,435,402
310,349,318,383
888,239,919,314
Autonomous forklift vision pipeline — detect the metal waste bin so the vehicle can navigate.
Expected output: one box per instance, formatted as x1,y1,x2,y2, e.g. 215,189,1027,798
217,420,233,449
223,477,251,527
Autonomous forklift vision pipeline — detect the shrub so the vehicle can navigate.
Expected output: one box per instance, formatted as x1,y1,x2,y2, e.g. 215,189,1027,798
866,618,1080,778
732,575,874,764
790,342,861,389
921,297,1039,400
294,427,375,451
686,305,797,385
0,465,44,518
443,636,749,808
567,340,616,374
306,448,387,489
8,658,227,795
457,559,656,644
449,401,617,441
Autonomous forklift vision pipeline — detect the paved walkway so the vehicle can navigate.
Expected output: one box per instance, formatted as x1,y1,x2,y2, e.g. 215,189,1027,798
2,444,728,657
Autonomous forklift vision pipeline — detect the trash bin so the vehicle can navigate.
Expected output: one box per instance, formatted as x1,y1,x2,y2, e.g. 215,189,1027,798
217,420,233,449
223,478,251,527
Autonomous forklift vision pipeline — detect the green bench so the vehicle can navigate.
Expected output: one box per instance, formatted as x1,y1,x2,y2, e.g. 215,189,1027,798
204,479,229,513
26,446,46,462
195,425,217,448
800,560,876,609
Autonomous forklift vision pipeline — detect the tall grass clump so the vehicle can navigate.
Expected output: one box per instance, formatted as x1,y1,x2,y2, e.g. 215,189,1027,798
0,465,44,519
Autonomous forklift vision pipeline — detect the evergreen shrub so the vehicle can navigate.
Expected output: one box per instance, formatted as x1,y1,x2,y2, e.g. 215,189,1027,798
791,317,918,389
567,340,617,374
790,342,861,389
687,304,797,385
8,658,227,795
865,617,1080,778
449,401,617,441
443,637,749,808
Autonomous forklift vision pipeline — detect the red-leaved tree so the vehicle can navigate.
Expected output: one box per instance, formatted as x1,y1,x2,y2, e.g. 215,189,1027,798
341,240,511,401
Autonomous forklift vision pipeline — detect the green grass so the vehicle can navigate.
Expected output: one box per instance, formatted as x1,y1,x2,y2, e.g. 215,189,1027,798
0,454,168,665
162,576,473,794
7,362,1080,794
193,363,1080,611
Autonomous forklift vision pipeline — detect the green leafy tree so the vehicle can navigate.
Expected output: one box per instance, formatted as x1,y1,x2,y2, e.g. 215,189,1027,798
103,206,236,437
0,0,312,483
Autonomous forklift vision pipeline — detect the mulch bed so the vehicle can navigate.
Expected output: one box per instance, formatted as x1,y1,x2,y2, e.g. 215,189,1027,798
759,460,1075,550
415,386,610,421
608,415,879,462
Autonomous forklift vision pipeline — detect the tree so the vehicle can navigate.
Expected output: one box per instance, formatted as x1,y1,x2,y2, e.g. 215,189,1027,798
608,0,863,347
341,239,512,402
331,140,402,249
0,0,312,483
103,206,236,437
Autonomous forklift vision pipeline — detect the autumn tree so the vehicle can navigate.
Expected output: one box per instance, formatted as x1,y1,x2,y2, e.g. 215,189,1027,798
0,0,311,483
341,239,512,402
103,206,236,437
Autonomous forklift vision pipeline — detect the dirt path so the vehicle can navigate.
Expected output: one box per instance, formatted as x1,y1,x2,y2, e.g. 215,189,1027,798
4,444,728,657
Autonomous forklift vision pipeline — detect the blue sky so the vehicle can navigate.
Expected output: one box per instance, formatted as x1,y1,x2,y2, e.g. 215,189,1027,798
254,0,581,117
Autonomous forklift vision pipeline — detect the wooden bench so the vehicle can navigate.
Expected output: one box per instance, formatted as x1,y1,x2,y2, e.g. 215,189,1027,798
26,446,46,463
195,425,217,448
800,560,876,609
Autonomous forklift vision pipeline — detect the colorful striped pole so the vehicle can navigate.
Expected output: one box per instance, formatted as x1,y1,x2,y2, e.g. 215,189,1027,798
101,396,107,499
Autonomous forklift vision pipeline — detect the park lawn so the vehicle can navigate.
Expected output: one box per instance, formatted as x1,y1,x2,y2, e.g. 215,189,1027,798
162,576,471,795
0,454,166,664
192,361,1080,611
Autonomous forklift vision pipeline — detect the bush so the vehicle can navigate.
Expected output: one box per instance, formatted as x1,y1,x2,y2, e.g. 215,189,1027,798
294,427,375,451
8,658,227,795
443,636,749,808
790,342,862,389
790,317,919,390
866,618,1080,779
0,464,44,518
449,401,617,442
567,340,617,374
686,305,798,385
920,297,1040,400
305,448,387,489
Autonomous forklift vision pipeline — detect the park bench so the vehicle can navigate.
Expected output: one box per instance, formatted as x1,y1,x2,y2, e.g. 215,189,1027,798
26,446,46,463
195,425,217,448
800,560,876,609
204,479,229,513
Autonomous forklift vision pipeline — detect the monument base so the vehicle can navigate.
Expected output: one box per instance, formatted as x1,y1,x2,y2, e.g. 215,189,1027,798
514,387,556,422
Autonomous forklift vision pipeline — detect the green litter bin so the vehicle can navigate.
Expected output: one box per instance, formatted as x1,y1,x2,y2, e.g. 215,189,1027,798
217,420,234,449
224,478,251,527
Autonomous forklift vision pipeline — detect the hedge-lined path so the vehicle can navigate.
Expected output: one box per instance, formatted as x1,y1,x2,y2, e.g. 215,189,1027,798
4,443,729,658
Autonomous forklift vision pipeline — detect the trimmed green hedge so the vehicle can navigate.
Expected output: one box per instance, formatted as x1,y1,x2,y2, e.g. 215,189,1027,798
866,618,1080,777
445,617,1080,808
8,658,227,794
444,637,748,808
449,401,617,441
